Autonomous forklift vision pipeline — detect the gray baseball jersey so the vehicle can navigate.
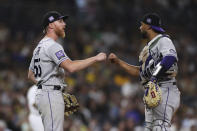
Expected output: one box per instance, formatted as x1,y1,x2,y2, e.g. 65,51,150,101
139,34,178,85
139,34,180,130
29,37,69,131
29,37,69,86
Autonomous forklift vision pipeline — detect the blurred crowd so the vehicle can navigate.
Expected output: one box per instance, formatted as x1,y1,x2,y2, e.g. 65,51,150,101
0,0,197,131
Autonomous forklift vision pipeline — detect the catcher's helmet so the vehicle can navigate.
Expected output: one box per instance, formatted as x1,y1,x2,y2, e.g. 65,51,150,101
142,13,165,33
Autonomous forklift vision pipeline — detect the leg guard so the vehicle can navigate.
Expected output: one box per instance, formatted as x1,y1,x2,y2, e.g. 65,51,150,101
152,120,171,131
144,122,153,131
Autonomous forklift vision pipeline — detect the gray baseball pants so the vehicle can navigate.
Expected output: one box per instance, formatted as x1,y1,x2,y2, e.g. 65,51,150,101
35,85,65,131
144,83,180,131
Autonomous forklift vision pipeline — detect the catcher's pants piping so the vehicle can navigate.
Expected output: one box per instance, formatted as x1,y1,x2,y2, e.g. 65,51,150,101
47,91,54,131
163,87,169,131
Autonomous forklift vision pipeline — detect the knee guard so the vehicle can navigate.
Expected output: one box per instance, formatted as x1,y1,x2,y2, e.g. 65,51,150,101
144,122,153,131
152,120,171,131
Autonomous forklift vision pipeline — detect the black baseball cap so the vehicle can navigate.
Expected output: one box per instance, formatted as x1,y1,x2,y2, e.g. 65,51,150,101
141,13,165,33
42,11,68,29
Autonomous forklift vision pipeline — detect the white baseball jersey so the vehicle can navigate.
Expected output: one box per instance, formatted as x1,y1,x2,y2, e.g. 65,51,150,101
27,85,40,115
29,37,69,86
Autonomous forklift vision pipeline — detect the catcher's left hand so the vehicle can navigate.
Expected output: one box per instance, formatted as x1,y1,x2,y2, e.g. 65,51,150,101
143,79,162,108
63,93,79,116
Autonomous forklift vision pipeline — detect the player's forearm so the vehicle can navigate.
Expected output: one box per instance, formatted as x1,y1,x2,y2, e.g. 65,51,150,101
71,57,97,72
116,59,140,76
61,57,97,73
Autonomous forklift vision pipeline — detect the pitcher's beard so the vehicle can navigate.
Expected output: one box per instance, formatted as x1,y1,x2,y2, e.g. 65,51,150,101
57,30,66,38
61,32,66,38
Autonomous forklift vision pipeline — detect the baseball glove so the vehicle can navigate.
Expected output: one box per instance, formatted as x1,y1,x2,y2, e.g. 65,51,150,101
143,81,162,108
63,93,79,116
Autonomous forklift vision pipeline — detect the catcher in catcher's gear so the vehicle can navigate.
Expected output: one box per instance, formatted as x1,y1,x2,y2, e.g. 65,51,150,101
108,13,180,131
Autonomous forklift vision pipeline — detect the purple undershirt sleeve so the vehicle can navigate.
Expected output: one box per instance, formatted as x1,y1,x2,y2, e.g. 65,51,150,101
160,56,176,70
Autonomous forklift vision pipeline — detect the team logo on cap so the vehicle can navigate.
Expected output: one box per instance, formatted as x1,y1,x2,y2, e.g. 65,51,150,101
49,16,54,22
147,18,152,24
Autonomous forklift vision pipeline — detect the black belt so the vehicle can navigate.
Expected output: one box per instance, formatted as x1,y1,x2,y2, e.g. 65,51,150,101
38,85,62,90
158,82,176,86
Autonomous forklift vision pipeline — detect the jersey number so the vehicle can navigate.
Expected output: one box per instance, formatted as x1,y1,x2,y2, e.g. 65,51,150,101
34,58,42,77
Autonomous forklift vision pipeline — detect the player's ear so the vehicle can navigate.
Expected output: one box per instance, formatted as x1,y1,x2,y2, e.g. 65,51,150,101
146,24,151,30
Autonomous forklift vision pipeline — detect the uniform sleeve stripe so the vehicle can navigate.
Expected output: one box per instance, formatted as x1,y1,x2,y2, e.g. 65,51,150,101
57,57,70,66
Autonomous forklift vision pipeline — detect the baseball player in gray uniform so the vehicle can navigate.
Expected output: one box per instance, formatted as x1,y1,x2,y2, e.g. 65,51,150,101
28,11,106,131
108,13,180,131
